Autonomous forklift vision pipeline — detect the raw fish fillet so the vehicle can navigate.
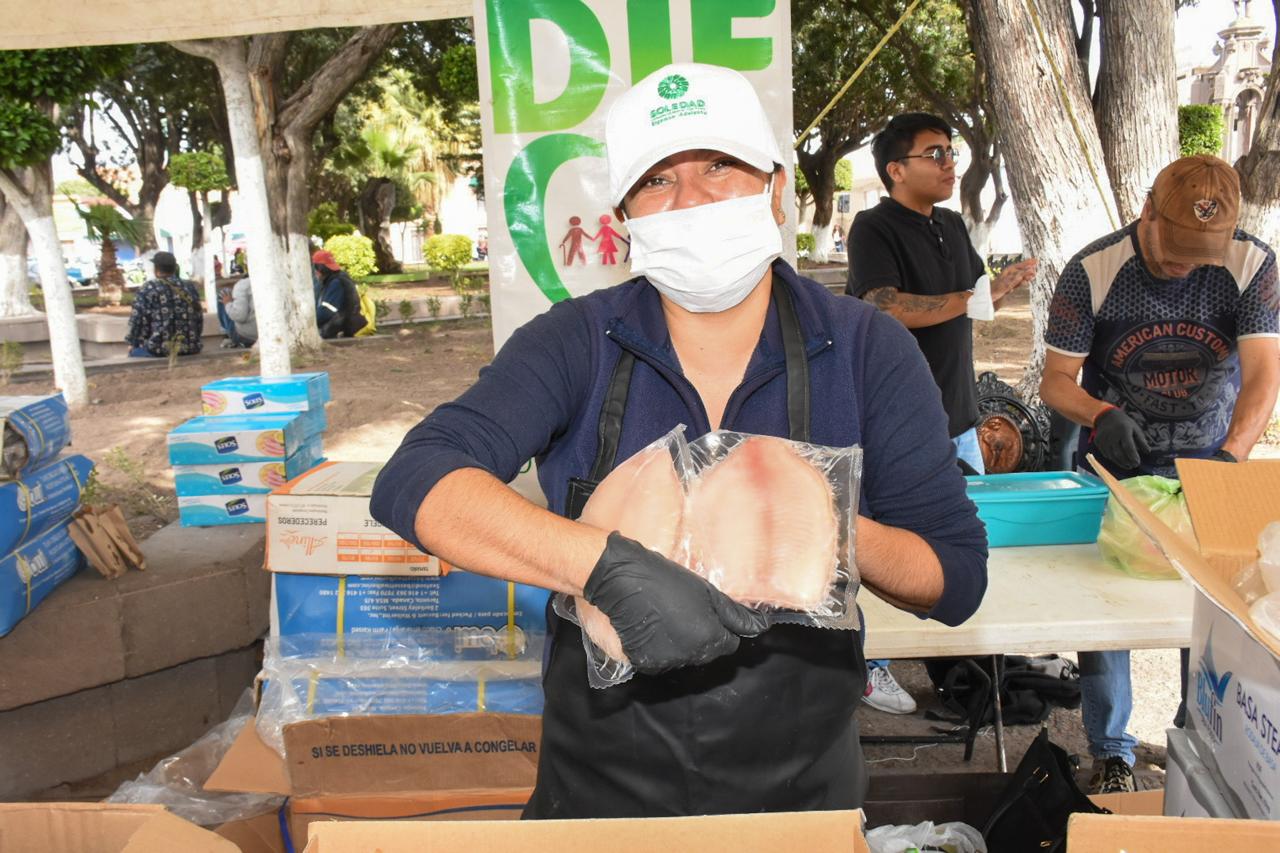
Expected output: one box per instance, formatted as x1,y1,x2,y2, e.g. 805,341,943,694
686,436,838,610
574,445,685,662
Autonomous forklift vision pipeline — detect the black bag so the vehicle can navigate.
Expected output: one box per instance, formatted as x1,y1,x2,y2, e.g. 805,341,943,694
982,728,1108,853
927,655,1081,727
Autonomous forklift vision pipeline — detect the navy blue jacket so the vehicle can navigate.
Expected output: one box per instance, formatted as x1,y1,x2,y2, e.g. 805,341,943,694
371,260,986,626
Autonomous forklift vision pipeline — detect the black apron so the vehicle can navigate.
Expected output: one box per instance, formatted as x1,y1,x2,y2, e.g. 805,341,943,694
526,279,868,819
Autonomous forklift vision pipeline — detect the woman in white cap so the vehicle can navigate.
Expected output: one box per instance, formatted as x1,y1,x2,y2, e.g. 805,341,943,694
372,63,986,817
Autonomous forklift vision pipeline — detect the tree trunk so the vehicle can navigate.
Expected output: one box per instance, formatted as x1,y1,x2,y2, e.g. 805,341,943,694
0,181,37,317
968,0,1120,400
0,164,88,407
805,157,838,263
97,237,125,307
1094,0,1179,223
175,38,292,377
199,193,218,309
282,130,323,351
958,151,1007,258
360,178,402,274
1236,0,1280,249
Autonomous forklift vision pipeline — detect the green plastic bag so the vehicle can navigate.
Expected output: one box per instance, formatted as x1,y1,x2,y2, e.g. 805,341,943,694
1097,475,1193,580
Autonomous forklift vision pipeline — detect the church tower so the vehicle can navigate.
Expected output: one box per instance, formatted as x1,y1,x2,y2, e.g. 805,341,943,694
1188,0,1272,162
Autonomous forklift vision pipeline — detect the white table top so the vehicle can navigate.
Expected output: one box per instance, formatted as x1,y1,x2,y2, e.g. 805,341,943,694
860,543,1195,659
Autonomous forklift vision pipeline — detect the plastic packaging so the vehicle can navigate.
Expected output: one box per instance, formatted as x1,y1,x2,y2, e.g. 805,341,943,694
255,628,545,756
866,820,986,853
107,690,284,827
557,428,862,688
0,518,85,637
1253,521,1280,594
1250,592,1280,643
0,454,93,555
1096,475,1193,580
0,394,71,479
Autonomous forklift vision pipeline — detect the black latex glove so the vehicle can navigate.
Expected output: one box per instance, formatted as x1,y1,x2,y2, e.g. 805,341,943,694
1210,448,1238,463
583,531,770,675
1093,406,1150,470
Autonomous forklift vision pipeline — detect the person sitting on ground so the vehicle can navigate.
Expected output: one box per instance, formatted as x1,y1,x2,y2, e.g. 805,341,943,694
218,276,256,348
312,250,367,339
124,251,204,358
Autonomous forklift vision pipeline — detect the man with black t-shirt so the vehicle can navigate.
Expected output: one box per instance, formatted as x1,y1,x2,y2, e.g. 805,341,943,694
847,113,1036,715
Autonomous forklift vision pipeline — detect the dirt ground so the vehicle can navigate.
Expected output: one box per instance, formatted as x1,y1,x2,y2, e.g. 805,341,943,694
3,281,1275,789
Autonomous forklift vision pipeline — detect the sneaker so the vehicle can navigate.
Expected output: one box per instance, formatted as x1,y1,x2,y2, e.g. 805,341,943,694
219,339,238,349
1089,757,1136,794
862,665,918,714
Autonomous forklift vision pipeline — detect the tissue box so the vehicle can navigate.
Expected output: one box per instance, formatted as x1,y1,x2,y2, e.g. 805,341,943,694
174,437,324,496
168,414,308,464
201,372,330,416
178,493,268,527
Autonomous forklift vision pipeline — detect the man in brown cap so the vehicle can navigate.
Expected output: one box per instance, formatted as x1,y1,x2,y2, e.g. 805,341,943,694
1039,154,1279,794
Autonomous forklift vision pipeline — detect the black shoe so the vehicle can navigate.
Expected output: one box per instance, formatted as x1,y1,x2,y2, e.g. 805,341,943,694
1089,756,1135,794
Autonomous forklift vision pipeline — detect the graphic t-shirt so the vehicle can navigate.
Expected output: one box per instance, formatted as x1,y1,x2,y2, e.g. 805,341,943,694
1045,224,1278,477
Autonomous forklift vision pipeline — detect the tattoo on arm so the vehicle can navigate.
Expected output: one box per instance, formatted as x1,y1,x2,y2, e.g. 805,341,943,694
863,287,951,314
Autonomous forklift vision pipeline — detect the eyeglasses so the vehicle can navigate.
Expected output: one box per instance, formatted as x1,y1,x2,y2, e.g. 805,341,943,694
897,146,961,166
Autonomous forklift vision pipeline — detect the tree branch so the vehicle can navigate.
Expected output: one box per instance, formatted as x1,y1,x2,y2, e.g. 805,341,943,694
277,25,400,134
172,39,230,62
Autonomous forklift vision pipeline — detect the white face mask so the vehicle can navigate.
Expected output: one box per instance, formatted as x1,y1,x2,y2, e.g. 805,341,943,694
624,186,783,313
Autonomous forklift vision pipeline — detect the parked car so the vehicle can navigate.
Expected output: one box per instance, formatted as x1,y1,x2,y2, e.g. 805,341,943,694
25,256,97,288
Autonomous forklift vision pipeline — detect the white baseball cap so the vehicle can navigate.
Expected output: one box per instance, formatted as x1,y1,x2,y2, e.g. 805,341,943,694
605,63,784,206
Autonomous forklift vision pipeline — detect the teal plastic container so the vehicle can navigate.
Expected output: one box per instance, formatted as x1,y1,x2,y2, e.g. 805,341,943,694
965,471,1109,547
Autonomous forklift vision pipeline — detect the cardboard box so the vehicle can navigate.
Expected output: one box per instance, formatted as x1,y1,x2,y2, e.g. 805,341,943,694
0,803,239,852
1067,812,1280,850
207,710,541,845
174,437,324,496
1094,459,1280,821
0,393,71,479
168,413,317,465
0,517,85,637
300,809,869,853
266,461,442,576
202,372,330,417
179,493,268,527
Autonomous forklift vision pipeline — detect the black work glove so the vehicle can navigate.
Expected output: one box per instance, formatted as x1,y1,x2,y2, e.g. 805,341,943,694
583,532,770,675
1092,406,1150,470
1210,448,1238,463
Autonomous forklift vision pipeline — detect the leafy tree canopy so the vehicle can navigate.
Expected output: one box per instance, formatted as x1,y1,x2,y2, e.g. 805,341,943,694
1179,104,1224,158
170,148,231,194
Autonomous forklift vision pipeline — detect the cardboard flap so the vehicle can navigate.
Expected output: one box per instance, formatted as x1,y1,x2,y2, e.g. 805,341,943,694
205,722,292,796
1177,458,1280,560
302,810,868,853
121,812,241,853
283,713,541,797
1090,457,1280,663
1067,813,1280,850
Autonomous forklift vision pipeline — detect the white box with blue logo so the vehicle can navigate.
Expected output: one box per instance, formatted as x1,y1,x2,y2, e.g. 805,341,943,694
200,371,330,417
1098,459,1280,821
178,492,269,527
174,436,324,496
167,412,321,465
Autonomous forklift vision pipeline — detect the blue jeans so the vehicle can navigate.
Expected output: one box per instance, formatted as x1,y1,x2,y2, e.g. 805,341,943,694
128,346,160,358
1078,650,1138,765
953,427,986,475
217,301,253,347
868,429,985,673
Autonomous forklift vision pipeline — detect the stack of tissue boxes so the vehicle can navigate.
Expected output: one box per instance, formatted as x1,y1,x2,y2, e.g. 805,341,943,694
170,373,329,527
0,394,94,636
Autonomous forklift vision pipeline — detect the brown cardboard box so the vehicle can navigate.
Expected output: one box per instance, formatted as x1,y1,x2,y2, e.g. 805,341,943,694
207,712,540,847
0,521,267,711
301,810,869,853
214,811,287,853
1067,812,1280,850
0,802,239,852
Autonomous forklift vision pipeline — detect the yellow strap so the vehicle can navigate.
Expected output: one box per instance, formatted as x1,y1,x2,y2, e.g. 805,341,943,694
477,676,487,712
64,458,83,493
794,0,923,149
1021,0,1119,230
17,554,32,614
14,480,32,542
335,576,347,658
305,670,319,715
506,582,517,660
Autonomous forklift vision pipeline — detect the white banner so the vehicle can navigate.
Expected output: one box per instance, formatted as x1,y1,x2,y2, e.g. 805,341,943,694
474,0,794,349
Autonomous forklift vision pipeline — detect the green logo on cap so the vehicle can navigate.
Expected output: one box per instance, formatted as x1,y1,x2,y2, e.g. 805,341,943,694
657,74,689,100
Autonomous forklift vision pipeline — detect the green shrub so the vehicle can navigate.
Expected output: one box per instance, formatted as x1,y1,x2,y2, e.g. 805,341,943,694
324,233,377,278
425,234,474,288
796,232,816,255
309,202,357,242
1179,104,1224,158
